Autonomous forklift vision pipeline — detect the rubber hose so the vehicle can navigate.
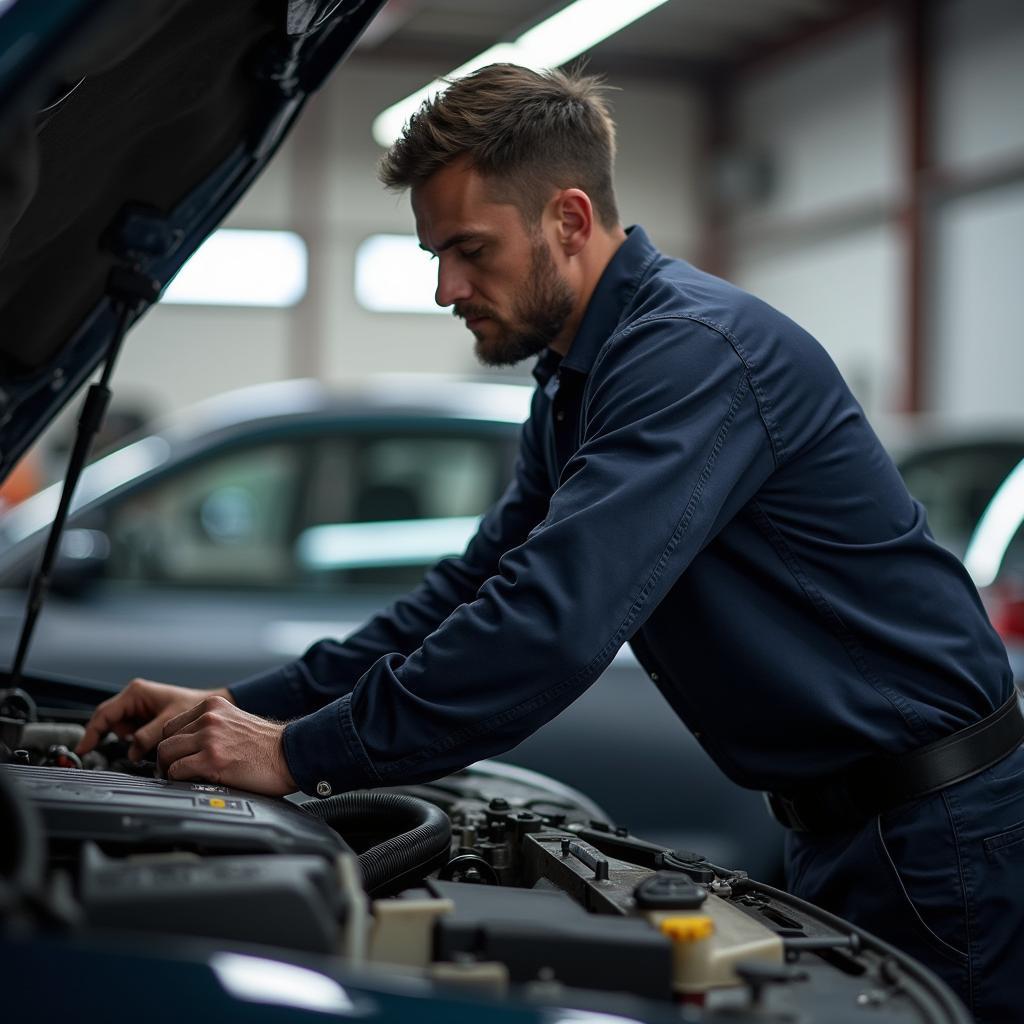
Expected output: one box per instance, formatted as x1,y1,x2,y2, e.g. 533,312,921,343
301,791,451,897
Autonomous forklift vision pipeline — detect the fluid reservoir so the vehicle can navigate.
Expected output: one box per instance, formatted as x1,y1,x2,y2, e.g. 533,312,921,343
651,895,784,994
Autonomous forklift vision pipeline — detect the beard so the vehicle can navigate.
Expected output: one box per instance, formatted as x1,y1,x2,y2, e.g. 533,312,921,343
456,237,575,368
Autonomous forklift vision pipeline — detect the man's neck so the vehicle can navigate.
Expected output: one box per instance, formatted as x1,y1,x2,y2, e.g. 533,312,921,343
548,225,628,358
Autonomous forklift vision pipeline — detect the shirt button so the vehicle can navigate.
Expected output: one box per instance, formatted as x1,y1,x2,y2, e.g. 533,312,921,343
650,672,659,682
316,781,332,797
555,410,565,422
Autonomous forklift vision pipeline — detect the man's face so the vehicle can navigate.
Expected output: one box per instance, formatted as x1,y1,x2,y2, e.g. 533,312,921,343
412,159,576,367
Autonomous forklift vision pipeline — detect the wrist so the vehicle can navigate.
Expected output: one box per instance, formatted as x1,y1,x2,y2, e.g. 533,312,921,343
277,723,297,791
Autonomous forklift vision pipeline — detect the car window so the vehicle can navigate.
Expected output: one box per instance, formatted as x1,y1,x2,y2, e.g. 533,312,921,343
299,433,507,587
899,444,1024,559
104,443,304,586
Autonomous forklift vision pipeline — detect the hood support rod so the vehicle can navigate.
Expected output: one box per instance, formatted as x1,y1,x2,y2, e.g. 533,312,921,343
8,267,159,689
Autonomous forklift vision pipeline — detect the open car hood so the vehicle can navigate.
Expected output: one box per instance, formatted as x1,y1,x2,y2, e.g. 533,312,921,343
0,0,383,483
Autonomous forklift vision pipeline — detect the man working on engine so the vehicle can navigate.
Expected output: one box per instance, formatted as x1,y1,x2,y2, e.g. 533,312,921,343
78,65,1022,1020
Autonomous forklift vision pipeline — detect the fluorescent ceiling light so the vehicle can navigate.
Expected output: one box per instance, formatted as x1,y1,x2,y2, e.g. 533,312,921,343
963,457,1024,588
354,233,448,314
163,229,308,307
372,0,671,147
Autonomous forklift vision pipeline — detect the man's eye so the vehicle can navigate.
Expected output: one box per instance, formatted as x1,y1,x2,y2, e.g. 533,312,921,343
460,248,483,260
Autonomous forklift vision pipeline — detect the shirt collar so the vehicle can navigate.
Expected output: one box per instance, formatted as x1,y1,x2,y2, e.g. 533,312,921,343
561,225,658,375
531,225,658,389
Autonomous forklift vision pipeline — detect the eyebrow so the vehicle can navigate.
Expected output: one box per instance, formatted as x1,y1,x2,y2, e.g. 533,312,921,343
418,231,485,255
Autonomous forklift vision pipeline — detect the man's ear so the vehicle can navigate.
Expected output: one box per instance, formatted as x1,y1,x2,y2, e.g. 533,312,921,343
553,189,593,257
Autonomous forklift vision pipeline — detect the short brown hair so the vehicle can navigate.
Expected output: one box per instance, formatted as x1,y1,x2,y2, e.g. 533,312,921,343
379,63,620,229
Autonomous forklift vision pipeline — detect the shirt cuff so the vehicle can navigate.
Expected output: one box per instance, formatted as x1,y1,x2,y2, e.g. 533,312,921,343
227,661,309,721
282,693,383,796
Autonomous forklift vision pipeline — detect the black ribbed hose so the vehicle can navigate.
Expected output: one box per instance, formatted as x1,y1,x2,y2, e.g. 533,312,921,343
301,791,451,897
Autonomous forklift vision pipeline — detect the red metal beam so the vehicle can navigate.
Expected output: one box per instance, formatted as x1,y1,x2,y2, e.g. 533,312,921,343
697,76,733,279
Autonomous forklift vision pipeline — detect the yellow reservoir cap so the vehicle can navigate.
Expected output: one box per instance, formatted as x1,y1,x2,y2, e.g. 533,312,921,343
209,798,226,809
661,915,715,942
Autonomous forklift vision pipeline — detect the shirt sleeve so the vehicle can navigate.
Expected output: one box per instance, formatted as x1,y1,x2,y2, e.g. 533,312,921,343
282,317,777,794
227,389,554,721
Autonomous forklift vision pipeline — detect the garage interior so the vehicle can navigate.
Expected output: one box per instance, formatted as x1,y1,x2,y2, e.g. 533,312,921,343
92,0,1024,434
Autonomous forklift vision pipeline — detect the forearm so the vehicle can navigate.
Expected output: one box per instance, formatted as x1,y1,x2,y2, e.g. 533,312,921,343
228,554,501,720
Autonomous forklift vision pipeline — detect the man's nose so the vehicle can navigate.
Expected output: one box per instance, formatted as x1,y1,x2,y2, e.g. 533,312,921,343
435,261,472,308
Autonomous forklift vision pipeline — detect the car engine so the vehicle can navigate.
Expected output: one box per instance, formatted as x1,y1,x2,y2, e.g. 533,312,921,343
1,685,969,1023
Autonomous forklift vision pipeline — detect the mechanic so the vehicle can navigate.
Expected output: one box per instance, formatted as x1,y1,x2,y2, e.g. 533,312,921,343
78,65,1023,1021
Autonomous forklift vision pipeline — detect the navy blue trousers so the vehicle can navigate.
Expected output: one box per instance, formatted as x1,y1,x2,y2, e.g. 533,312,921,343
786,745,1024,1023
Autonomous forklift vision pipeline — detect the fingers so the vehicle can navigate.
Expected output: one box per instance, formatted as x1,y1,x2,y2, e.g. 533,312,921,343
163,752,212,783
76,684,146,755
159,720,227,784
162,696,229,742
78,677,196,759
132,698,219,760
129,713,172,761
76,697,120,754
156,731,203,775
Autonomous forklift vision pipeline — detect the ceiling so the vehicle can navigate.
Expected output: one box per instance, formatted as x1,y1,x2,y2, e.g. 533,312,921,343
353,0,874,82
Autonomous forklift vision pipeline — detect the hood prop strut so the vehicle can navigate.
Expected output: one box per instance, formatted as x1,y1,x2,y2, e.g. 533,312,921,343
8,268,159,689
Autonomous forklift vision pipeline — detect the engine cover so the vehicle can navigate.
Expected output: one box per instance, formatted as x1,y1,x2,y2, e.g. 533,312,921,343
5,764,348,859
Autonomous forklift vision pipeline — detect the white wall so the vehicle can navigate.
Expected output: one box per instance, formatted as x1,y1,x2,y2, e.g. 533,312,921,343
933,0,1024,168
727,0,1024,426
927,0,1024,422
732,18,903,225
930,182,1024,424
728,14,905,421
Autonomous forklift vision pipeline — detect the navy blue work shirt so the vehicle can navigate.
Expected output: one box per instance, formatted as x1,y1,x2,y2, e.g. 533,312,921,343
230,226,1013,797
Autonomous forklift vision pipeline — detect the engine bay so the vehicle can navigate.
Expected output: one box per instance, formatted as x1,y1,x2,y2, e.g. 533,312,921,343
1,685,969,1023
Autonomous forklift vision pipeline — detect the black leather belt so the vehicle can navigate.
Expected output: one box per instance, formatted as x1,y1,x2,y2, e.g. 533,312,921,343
766,690,1024,833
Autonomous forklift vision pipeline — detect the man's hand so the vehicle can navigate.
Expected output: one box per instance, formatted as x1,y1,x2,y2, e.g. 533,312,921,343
157,695,297,796
76,678,235,760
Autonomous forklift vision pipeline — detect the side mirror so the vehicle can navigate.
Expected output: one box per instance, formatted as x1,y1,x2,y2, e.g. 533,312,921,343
50,529,111,596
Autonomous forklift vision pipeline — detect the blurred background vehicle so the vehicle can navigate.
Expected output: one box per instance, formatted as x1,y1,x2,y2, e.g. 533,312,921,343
0,377,786,879
895,433,1024,680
